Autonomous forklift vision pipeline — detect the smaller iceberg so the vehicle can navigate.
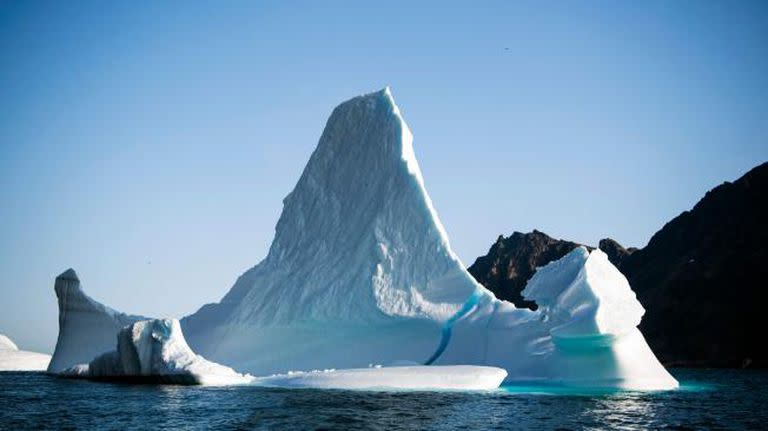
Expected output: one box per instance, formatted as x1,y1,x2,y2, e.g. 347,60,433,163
61,318,253,385
0,334,51,371
522,247,645,344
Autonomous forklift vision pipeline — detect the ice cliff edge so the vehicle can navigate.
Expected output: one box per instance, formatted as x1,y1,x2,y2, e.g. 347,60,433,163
47,269,144,373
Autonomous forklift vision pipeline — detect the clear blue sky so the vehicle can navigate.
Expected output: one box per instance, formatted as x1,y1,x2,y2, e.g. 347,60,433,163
1,1,766,352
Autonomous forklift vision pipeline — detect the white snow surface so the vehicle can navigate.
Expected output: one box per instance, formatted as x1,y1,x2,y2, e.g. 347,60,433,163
0,334,18,351
61,318,253,385
522,247,645,340
47,88,678,390
0,334,51,371
255,366,507,391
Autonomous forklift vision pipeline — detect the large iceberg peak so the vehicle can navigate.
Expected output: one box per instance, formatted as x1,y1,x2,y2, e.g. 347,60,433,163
205,88,480,327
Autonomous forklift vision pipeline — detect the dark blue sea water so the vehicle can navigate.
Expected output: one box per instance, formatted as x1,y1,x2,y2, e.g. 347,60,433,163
1,369,765,430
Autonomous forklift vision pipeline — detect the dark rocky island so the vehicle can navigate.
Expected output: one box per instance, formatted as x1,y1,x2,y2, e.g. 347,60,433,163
468,162,767,368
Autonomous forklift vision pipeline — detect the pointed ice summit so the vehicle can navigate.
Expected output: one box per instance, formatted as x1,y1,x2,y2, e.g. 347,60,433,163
47,88,677,390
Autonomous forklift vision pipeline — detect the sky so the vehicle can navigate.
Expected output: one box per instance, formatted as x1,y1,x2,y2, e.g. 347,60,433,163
1,1,766,353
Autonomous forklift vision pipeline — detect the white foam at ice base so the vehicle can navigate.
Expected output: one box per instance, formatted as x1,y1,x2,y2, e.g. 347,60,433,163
0,334,51,371
47,88,678,390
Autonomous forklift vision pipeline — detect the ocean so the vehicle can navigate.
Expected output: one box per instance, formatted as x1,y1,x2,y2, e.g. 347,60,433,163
1,369,765,430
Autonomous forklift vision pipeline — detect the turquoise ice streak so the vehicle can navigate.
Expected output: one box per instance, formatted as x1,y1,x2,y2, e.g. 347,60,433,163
424,290,483,365
499,378,713,396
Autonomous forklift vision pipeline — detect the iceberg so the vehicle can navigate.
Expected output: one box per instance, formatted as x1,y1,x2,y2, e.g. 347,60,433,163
0,334,51,371
47,88,678,390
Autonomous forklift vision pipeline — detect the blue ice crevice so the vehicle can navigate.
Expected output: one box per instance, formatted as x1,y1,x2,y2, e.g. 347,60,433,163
424,290,483,365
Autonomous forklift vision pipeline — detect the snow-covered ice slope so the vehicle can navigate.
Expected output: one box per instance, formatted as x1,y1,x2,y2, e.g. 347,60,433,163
180,87,479,374
48,88,677,390
61,318,253,385
0,334,51,371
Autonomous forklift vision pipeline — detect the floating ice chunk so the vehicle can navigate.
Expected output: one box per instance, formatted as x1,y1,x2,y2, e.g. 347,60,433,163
255,365,507,391
0,334,51,371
